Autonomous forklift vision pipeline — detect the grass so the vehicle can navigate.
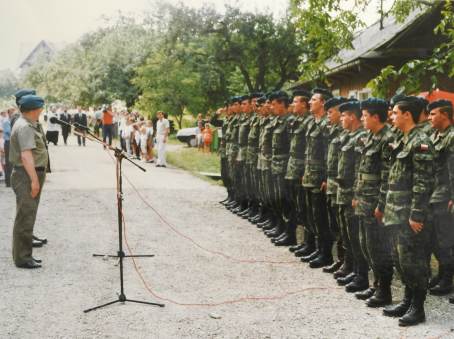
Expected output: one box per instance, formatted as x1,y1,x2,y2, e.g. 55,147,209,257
167,146,222,184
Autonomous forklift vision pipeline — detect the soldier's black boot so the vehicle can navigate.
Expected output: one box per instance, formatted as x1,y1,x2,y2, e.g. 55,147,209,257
355,287,376,300
275,223,297,246
398,289,426,327
323,261,342,273
309,240,333,268
429,266,453,296
450,296,454,304
383,286,412,317
301,248,320,263
294,232,316,257
337,272,356,286
366,277,392,307
345,272,369,293
271,232,286,243
289,243,305,253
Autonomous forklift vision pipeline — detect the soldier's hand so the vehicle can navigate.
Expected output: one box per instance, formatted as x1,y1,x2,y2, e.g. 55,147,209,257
448,200,453,212
374,208,384,223
320,181,327,192
31,179,40,198
409,219,423,233
352,199,358,209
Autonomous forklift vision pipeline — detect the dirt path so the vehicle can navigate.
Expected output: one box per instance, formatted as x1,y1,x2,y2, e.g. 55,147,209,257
1,136,453,339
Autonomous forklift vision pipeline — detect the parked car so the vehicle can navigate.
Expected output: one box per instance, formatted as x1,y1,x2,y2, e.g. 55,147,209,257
176,127,198,147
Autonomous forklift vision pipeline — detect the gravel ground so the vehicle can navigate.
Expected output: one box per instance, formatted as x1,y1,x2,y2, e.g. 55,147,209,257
1,137,454,339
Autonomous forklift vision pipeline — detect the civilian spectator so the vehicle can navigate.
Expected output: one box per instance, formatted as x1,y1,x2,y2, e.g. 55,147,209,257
156,111,170,167
102,105,114,147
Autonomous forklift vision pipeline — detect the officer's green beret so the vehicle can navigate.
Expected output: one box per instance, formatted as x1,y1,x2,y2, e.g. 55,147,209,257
311,88,333,100
15,88,36,106
269,90,289,101
18,94,45,112
324,96,348,111
360,97,388,113
427,99,453,111
250,92,264,99
292,89,312,98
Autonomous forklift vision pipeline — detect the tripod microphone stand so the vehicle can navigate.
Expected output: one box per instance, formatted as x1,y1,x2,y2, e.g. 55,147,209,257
64,124,165,313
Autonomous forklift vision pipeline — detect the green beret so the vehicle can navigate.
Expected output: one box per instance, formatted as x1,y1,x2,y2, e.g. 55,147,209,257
292,89,312,98
269,90,289,101
389,93,406,107
339,100,361,119
360,98,388,114
229,96,242,104
324,96,348,111
396,95,424,113
240,95,251,102
427,99,453,111
18,94,45,112
250,92,264,99
312,87,333,99
15,88,36,106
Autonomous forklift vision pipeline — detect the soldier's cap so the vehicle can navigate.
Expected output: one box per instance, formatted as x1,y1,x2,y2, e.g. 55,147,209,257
427,99,453,112
360,97,388,113
240,94,251,102
389,93,406,107
292,89,312,99
18,94,45,111
324,96,348,111
257,96,267,105
15,88,36,106
268,90,289,102
395,95,424,112
229,96,242,104
339,100,361,114
311,87,333,99
250,92,264,99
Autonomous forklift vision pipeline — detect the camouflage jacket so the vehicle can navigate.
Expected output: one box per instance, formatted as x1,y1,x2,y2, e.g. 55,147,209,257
354,124,395,217
271,114,293,175
416,120,434,137
336,127,367,205
326,123,344,197
257,116,276,171
302,115,329,190
227,114,240,163
384,126,434,225
285,113,312,180
219,116,230,159
430,125,454,205
246,113,261,166
236,113,251,162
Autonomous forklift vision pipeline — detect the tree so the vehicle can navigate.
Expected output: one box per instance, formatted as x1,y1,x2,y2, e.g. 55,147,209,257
0,69,18,98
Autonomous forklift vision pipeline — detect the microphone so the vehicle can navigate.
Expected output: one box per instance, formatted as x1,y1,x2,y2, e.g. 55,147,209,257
49,116,90,131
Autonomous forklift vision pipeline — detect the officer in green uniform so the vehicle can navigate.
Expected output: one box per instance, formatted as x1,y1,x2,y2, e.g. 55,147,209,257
245,93,264,222
301,88,333,268
335,101,369,292
426,99,454,296
10,94,47,269
286,91,313,255
267,91,294,245
382,96,434,327
220,102,233,205
322,97,348,273
353,98,394,307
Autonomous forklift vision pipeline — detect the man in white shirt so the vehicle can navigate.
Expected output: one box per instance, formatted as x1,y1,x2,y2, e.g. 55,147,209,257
156,111,170,167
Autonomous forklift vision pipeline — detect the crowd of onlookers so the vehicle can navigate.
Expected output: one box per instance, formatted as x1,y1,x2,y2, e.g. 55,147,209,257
195,111,223,153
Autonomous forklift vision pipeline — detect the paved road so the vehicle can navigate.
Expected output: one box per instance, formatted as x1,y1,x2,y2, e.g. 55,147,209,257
1,137,453,339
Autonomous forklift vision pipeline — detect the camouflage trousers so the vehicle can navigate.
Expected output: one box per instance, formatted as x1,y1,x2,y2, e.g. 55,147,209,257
327,197,343,261
220,157,232,193
339,205,368,275
284,179,307,226
246,163,259,203
431,203,454,264
359,217,393,282
305,189,331,242
259,169,274,208
11,168,46,265
389,223,431,291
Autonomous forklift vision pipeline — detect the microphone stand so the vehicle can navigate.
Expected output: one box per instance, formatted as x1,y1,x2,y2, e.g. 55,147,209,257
58,119,165,312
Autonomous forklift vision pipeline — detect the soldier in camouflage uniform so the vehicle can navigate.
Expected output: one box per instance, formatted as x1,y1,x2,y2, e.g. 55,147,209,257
301,88,333,268
335,101,369,293
426,100,454,297
233,95,253,216
220,102,234,206
265,91,294,245
382,96,434,327
353,98,394,307
286,91,314,255
415,97,433,136
321,97,348,273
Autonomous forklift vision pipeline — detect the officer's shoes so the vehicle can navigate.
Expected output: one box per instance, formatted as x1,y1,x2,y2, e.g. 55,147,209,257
309,255,333,269
33,235,48,244
32,240,44,248
274,234,296,247
322,261,342,273
300,250,320,263
355,287,375,300
32,257,42,263
345,277,369,293
16,260,42,269
337,272,356,286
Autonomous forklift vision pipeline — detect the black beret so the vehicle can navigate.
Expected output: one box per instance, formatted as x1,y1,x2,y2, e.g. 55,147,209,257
395,95,424,112
360,97,389,113
427,99,453,111
15,89,36,106
389,93,406,107
18,94,45,111
311,87,333,99
339,100,361,114
240,95,251,102
324,96,348,111
269,90,289,101
250,92,264,99
229,96,242,104
257,96,267,105
292,89,312,98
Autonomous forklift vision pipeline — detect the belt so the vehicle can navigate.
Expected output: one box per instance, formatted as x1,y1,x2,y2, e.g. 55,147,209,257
357,173,380,181
14,166,46,172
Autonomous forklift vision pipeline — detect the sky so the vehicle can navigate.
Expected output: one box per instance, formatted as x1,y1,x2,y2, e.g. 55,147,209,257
0,0,390,71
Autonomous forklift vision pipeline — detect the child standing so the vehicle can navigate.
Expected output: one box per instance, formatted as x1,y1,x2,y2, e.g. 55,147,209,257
202,123,212,153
